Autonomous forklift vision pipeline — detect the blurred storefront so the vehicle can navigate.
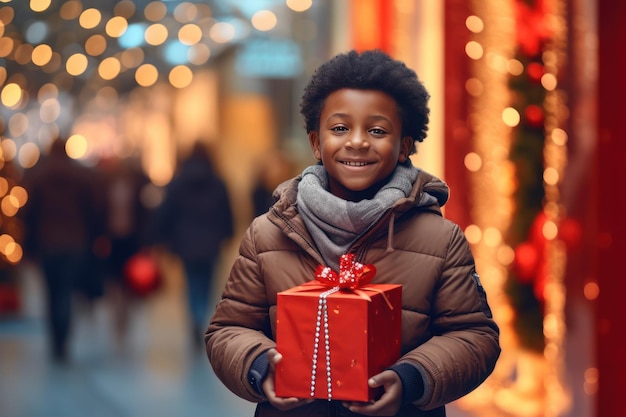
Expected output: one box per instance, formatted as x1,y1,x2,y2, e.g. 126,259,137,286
2,0,624,416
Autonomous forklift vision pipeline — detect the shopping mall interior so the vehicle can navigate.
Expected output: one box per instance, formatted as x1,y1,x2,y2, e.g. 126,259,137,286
1,1,625,416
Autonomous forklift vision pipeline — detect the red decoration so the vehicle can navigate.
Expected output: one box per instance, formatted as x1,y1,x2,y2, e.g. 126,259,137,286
315,253,376,289
558,217,582,250
514,0,553,56
524,105,545,127
526,62,544,82
123,251,161,297
275,282,402,402
513,242,540,283
512,212,548,304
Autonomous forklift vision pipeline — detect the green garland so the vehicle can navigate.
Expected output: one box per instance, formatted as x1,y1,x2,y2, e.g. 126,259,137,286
505,0,550,353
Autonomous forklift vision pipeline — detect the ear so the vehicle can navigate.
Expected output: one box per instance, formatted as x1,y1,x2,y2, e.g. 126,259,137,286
309,131,321,160
398,136,413,163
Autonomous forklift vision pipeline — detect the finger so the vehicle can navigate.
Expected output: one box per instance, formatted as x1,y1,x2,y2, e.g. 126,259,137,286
265,348,283,369
268,395,314,411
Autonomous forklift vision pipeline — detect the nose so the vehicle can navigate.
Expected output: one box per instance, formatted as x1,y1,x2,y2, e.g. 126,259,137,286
346,131,370,150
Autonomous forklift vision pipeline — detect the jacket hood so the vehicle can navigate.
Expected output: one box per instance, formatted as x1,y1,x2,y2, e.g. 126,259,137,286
410,169,449,211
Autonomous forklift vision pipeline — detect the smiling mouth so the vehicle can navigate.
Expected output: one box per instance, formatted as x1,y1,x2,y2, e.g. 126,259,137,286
341,161,370,167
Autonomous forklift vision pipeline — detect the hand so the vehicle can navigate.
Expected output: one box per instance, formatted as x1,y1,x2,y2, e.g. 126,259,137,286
261,348,315,411
342,370,403,416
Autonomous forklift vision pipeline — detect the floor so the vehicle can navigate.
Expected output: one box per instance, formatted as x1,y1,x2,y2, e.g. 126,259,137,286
0,262,258,417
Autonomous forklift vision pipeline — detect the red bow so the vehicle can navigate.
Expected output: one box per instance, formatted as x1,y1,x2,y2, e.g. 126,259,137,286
315,254,376,290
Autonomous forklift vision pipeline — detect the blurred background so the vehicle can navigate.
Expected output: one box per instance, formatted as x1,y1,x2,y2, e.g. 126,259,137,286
0,0,623,416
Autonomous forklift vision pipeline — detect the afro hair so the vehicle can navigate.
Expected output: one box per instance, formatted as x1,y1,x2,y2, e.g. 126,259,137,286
300,49,430,155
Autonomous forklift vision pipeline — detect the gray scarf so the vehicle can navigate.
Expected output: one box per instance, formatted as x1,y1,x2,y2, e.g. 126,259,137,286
297,163,418,270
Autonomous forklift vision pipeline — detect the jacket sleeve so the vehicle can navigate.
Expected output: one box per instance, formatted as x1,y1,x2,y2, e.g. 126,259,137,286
399,224,501,410
205,220,276,403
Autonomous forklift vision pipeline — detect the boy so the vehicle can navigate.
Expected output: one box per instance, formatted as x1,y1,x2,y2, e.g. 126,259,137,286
206,49,500,417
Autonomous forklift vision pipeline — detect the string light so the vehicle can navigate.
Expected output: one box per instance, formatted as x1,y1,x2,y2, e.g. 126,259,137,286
458,1,570,416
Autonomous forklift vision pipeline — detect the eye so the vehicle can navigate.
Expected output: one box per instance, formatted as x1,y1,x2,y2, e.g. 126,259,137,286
369,128,388,136
330,125,348,133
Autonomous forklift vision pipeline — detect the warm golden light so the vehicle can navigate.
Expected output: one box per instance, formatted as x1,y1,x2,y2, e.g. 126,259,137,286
39,98,60,123
541,73,558,91
483,227,502,247
0,234,13,251
114,0,136,19
17,142,40,169
79,8,101,29
9,113,28,137
496,245,515,265
135,64,159,87
120,48,145,69
178,23,202,45
542,220,559,240
144,1,167,22
174,2,198,22
251,10,277,32
0,37,15,58
464,224,482,244
66,134,87,159
1,83,22,108
66,53,88,76
465,78,484,96
5,243,22,264
106,16,128,38
464,152,482,172
145,23,168,46
85,34,107,56
465,15,484,33
210,22,235,43
502,107,520,127
30,0,52,13
169,65,193,88
0,178,8,197
59,1,82,20
1,194,19,217
9,186,27,207
1,139,17,161
543,166,559,185
465,41,484,60
37,83,59,102
286,0,313,12
188,44,211,65
507,59,524,76
551,128,568,146
98,57,121,80
31,43,53,66
15,44,34,65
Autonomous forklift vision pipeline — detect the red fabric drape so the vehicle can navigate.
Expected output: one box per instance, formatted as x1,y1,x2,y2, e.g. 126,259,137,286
442,0,473,229
596,2,626,416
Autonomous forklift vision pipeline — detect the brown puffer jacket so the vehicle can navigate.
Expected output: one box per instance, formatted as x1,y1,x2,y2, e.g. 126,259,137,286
206,170,500,417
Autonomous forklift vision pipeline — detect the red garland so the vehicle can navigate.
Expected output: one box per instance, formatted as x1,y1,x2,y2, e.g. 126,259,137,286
514,0,553,57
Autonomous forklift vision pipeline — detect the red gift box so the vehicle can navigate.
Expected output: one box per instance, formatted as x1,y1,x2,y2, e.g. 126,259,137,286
275,256,402,402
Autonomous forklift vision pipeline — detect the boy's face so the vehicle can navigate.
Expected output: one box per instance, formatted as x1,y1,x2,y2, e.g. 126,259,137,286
309,88,413,201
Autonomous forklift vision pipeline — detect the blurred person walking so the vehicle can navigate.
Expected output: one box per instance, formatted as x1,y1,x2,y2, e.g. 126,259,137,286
96,155,153,350
21,138,103,363
154,142,234,348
